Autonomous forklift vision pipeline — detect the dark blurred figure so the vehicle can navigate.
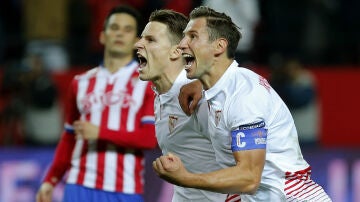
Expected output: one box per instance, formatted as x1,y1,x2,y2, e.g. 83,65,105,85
0,15,4,64
257,0,360,65
19,53,62,146
67,0,91,66
0,61,26,146
0,0,24,65
259,1,308,64
302,0,339,65
0,53,61,147
337,0,360,64
270,56,320,147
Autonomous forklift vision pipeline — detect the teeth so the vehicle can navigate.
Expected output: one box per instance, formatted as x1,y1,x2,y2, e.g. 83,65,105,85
137,53,147,67
182,53,194,70
183,53,193,58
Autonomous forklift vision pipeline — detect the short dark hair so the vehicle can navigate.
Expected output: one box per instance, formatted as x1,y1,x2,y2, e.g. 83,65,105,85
189,6,241,59
103,5,143,37
149,9,188,45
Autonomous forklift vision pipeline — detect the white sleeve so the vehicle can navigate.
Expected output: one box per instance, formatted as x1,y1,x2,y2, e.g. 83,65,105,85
226,84,270,130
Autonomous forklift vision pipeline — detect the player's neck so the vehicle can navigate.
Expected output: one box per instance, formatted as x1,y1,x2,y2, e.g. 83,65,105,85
201,58,233,90
154,66,183,94
103,53,134,73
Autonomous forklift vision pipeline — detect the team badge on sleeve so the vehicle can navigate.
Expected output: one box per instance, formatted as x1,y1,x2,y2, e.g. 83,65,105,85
231,121,267,151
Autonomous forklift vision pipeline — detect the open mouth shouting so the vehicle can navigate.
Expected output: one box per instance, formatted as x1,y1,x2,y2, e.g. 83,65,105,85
137,53,147,71
183,53,195,71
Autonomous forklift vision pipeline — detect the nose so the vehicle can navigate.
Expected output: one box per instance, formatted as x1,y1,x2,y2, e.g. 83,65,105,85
134,38,143,50
178,37,188,51
115,28,124,37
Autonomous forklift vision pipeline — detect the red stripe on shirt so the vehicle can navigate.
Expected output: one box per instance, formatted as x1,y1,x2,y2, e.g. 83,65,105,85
76,76,96,185
134,150,144,193
116,147,125,191
225,194,241,202
76,140,88,184
95,82,114,189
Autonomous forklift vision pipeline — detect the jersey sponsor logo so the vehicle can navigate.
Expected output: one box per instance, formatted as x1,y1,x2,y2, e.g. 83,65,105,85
168,115,178,134
237,121,265,130
231,121,267,151
80,91,136,114
259,76,271,92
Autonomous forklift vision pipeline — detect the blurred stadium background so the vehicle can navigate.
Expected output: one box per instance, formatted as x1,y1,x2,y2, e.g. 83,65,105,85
0,0,359,202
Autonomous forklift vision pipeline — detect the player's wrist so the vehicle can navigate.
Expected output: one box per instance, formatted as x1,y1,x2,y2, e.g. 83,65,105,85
179,171,198,188
43,176,59,187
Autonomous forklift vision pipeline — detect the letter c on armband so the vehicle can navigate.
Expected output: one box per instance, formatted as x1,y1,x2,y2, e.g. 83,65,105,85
236,132,246,148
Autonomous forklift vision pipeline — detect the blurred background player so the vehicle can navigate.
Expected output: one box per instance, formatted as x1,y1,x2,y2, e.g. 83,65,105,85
36,5,157,202
270,55,320,147
135,9,239,202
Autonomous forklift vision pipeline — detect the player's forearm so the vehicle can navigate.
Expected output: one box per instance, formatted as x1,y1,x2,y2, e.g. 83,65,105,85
43,132,75,186
99,124,157,149
181,164,261,194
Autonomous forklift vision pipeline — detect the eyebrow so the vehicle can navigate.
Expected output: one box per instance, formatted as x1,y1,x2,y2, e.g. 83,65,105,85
142,34,155,40
109,23,135,28
185,30,197,35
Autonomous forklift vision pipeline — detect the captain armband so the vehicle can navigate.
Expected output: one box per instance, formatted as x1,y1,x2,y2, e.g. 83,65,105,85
231,121,267,152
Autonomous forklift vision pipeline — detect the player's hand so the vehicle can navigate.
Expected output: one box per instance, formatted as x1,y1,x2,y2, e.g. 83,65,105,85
36,182,54,202
152,153,188,186
73,120,99,140
178,80,203,116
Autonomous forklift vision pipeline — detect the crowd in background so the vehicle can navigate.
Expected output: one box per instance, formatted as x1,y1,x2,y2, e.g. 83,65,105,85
0,0,359,69
0,0,359,147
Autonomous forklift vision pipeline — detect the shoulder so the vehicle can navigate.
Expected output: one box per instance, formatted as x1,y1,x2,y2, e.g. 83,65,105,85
74,66,100,81
225,68,272,127
226,67,269,98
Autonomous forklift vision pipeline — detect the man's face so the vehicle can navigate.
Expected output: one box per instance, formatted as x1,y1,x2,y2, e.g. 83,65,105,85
135,21,174,81
179,17,215,79
100,13,138,56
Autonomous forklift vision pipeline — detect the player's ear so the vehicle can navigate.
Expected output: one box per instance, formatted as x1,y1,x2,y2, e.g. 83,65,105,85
214,38,228,56
170,45,182,60
99,31,105,45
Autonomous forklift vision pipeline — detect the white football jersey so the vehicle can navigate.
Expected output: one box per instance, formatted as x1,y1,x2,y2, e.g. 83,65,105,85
204,61,311,201
154,70,227,202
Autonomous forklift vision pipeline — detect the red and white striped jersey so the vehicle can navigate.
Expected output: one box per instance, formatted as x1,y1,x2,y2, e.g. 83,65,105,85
285,167,331,201
44,60,156,194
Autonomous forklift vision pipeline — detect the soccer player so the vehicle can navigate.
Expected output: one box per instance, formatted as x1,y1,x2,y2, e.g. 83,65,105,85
153,6,332,202
135,9,239,202
36,5,156,202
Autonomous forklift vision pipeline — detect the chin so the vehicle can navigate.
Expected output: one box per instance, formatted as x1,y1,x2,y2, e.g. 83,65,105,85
186,73,195,79
139,75,147,81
